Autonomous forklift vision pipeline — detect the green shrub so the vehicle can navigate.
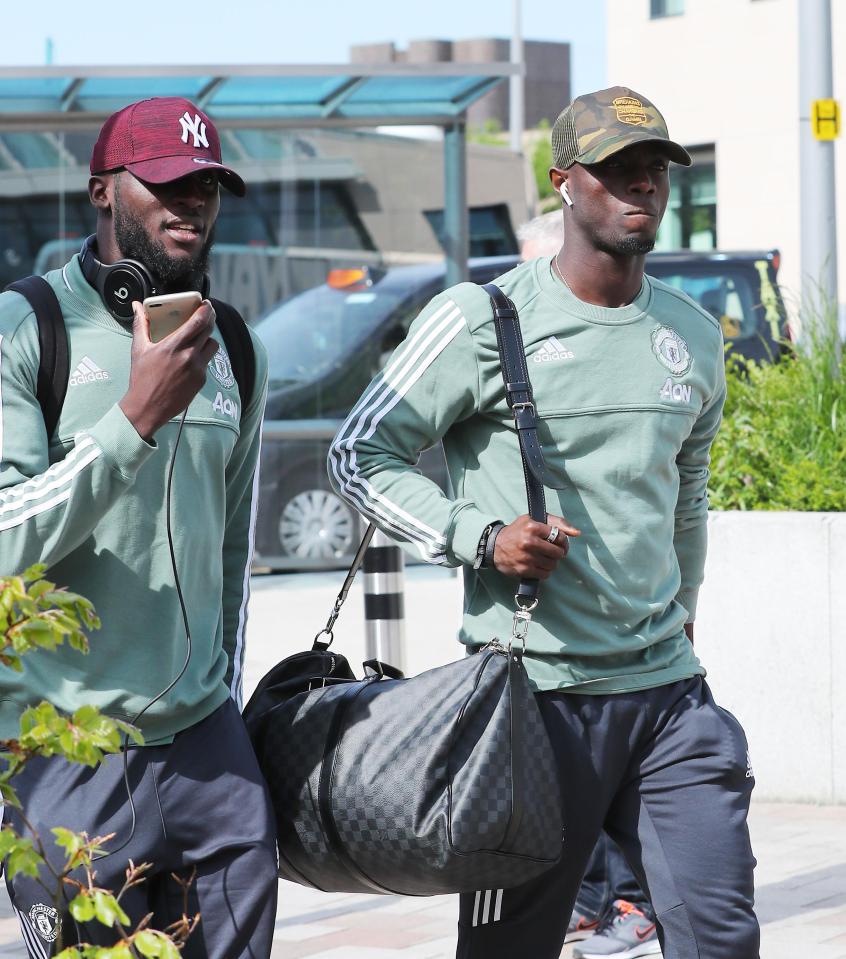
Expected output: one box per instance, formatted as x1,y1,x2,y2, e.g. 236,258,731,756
709,306,846,511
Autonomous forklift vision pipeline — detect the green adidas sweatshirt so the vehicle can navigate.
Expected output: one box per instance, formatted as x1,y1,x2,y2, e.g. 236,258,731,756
0,255,268,742
329,257,726,693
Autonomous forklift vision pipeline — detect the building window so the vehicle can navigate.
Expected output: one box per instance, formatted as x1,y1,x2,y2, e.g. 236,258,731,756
650,0,685,17
424,203,518,258
655,147,717,251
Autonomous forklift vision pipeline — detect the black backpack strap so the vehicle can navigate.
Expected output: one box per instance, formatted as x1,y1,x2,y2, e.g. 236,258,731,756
4,276,68,440
210,298,256,414
483,282,548,607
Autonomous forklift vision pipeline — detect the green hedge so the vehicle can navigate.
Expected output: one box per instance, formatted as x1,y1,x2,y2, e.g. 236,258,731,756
709,315,846,511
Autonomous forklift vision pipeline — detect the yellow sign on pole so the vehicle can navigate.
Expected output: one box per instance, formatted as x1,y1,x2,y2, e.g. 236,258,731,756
812,99,840,140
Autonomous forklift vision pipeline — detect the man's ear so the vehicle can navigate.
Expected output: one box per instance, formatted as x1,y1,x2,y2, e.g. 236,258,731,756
549,168,573,208
549,167,567,193
88,174,113,212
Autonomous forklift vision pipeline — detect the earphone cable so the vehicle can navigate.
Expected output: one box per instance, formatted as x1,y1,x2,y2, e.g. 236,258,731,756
93,407,192,862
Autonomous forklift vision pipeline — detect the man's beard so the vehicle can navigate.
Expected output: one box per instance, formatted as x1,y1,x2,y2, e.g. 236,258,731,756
595,233,656,256
113,203,214,293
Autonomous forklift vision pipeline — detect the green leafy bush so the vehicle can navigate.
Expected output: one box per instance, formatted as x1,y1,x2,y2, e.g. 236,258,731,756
710,308,846,511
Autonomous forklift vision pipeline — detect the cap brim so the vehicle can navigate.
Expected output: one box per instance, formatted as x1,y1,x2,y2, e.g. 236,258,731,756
124,155,247,196
579,132,692,167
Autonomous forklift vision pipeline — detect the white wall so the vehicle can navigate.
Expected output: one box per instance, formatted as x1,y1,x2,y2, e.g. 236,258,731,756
608,0,846,318
695,511,846,803
245,512,846,804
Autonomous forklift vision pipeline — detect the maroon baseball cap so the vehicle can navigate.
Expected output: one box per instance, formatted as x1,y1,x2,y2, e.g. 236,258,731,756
90,96,246,197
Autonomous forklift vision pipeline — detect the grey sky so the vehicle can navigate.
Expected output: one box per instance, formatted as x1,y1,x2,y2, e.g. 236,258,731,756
0,0,607,98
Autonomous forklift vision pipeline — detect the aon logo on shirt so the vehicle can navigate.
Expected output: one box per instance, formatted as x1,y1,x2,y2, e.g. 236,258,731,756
213,391,239,420
659,377,692,404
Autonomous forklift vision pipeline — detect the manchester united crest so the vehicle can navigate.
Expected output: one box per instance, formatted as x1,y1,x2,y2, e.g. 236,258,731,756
651,325,691,376
209,346,236,390
29,903,60,943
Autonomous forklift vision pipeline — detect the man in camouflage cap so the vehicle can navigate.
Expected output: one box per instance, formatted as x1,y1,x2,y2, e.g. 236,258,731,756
330,85,759,959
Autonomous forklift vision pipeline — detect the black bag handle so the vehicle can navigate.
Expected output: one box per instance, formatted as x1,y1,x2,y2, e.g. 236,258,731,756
5,276,68,440
482,282,549,608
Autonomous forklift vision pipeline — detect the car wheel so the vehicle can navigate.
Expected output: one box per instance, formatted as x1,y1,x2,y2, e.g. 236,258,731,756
276,483,357,560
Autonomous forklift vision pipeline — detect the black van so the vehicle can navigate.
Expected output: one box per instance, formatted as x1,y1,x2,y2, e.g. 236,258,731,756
252,249,787,570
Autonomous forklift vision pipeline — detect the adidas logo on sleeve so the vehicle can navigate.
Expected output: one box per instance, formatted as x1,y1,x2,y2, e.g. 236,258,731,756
69,356,111,386
532,336,575,363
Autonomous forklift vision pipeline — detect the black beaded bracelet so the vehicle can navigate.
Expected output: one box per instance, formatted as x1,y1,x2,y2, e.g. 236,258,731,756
484,522,504,568
474,521,504,570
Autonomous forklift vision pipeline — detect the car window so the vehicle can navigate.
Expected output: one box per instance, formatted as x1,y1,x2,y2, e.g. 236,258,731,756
647,266,760,341
255,284,403,389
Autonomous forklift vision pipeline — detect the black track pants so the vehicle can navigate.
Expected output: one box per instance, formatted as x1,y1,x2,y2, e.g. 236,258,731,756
458,677,759,959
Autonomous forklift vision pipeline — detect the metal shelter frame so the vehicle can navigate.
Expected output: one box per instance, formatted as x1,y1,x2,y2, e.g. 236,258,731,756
0,63,519,286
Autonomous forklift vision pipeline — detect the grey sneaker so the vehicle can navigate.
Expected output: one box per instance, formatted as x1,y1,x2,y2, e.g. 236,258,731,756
572,900,662,959
565,904,601,943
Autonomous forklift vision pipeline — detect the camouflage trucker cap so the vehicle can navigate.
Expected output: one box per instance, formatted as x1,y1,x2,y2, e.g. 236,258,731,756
551,86,691,169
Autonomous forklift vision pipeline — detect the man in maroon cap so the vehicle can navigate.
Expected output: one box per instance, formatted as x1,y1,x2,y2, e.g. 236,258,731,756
0,98,276,957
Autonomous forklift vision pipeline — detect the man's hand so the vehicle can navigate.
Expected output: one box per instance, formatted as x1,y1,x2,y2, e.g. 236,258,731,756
684,622,694,644
493,513,581,579
119,300,219,442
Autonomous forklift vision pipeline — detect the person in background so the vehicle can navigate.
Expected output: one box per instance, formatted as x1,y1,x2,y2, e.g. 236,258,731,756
516,209,567,260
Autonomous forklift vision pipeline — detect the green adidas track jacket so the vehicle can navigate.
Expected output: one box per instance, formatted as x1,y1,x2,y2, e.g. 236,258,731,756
0,255,268,742
329,257,726,694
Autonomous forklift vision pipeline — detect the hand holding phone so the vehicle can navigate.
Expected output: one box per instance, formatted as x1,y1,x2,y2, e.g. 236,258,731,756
120,296,218,441
143,291,203,342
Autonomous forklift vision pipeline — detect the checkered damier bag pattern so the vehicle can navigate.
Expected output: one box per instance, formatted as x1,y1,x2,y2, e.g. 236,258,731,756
245,644,563,896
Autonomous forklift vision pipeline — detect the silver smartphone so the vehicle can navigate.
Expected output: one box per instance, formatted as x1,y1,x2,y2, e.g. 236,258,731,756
143,291,203,343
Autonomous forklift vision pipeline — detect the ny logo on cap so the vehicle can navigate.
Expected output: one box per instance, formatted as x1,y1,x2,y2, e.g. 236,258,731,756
179,111,209,149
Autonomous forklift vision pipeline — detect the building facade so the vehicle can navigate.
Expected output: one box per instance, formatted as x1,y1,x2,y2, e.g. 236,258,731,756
608,0,846,314
351,38,571,131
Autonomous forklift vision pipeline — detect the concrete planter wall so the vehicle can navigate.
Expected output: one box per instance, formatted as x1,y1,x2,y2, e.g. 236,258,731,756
695,512,846,804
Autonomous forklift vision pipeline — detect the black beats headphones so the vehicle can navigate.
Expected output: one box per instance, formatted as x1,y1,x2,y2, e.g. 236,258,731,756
79,235,209,325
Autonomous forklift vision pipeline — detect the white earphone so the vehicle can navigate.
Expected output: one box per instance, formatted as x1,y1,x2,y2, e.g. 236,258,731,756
560,182,574,208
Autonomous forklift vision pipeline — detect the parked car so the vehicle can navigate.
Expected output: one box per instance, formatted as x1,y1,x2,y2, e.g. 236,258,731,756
647,248,788,364
252,249,787,570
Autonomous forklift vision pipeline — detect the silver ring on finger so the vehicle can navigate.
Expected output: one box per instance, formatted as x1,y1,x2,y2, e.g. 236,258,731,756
546,526,560,544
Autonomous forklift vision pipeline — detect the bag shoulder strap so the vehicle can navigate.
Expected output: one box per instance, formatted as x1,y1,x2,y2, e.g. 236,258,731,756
210,298,256,414
4,276,69,440
482,281,548,607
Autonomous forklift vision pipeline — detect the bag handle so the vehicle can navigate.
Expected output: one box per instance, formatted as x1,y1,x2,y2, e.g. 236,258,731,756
482,282,548,613
312,522,376,650
314,282,550,650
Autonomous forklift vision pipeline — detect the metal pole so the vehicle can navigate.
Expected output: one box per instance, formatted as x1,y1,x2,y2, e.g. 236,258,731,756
363,529,406,673
798,0,839,337
509,0,524,153
444,121,468,288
